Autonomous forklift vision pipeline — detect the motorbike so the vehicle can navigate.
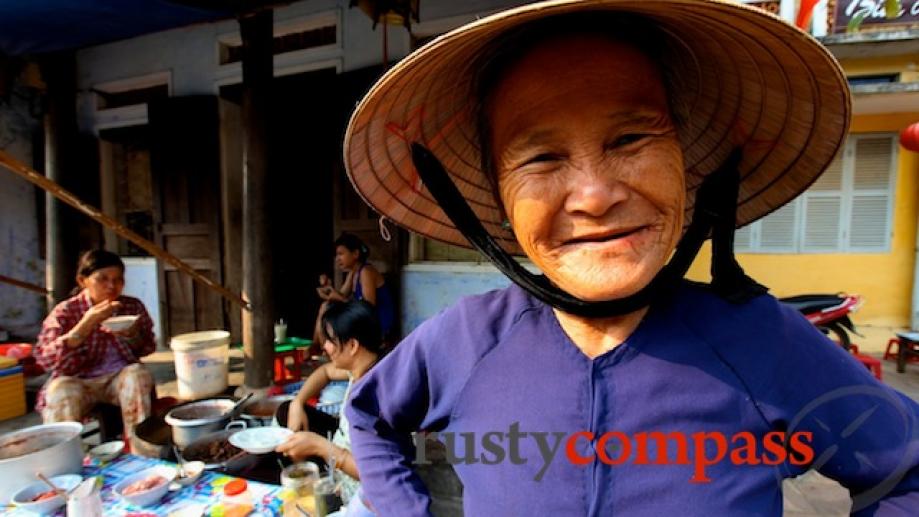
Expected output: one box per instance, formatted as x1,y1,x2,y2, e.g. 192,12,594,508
779,293,863,350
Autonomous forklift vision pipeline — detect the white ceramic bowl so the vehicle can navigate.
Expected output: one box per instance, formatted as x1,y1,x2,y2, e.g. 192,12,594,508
113,465,176,507
101,315,139,332
174,461,205,487
89,440,124,462
11,474,82,515
229,427,293,455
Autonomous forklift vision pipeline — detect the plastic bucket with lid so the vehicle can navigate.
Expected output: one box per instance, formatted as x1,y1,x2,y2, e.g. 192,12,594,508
171,330,231,400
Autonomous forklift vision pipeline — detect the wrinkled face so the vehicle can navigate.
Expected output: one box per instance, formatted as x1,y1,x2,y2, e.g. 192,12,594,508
487,35,685,302
78,266,125,303
335,245,360,271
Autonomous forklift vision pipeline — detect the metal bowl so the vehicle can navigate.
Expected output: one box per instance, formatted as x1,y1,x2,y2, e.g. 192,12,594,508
239,395,294,427
164,398,237,448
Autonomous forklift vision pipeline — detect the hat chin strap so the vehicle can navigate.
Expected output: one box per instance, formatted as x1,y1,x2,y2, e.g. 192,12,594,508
410,143,767,318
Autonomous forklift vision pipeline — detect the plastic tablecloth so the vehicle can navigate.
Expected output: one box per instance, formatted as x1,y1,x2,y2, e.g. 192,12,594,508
6,454,285,516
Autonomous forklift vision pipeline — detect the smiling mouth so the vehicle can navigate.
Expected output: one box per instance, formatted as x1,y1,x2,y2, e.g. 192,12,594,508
564,227,647,245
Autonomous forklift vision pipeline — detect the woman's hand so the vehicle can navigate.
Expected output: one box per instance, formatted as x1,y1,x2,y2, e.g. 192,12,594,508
83,299,122,327
287,402,310,431
276,431,329,462
65,299,122,348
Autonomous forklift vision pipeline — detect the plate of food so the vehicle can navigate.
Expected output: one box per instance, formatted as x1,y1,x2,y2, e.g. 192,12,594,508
101,315,139,332
228,427,293,455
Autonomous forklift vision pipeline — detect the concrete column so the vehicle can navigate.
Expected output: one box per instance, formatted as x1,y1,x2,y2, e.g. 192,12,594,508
239,9,275,390
42,53,80,309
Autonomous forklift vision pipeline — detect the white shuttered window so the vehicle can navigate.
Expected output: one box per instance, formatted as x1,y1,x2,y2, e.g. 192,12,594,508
735,134,897,254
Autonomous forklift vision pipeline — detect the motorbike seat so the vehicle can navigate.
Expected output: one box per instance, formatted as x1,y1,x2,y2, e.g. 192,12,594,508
779,294,844,313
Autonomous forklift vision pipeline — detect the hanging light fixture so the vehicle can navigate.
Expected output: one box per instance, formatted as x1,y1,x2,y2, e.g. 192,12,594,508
350,0,421,30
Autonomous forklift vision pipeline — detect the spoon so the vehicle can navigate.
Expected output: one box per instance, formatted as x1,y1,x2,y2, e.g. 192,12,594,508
228,393,254,420
36,473,66,499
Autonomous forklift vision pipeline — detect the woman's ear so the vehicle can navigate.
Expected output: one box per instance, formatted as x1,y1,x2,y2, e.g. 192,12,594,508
76,275,86,288
345,338,360,357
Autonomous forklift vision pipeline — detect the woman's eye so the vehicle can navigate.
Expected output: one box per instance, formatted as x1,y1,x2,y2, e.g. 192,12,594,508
523,153,558,165
611,134,648,148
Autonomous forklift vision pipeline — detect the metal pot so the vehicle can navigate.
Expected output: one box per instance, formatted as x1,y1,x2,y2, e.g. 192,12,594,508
0,422,84,504
178,429,258,475
165,397,238,448
239,395,294,427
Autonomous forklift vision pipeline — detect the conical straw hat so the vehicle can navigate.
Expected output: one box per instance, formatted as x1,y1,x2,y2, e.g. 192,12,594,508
344,0,851,255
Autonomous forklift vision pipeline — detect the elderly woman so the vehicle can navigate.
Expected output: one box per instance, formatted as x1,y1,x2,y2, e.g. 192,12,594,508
35,249,155,445
341,1,919,516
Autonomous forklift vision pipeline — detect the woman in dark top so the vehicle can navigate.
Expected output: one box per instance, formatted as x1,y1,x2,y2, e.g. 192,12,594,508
314,233,395,341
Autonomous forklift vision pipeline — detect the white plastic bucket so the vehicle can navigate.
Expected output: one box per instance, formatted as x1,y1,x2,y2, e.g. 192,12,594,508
171,330,231,400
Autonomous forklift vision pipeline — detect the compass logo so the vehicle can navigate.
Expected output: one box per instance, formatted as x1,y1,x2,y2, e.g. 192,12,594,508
779,385,919,513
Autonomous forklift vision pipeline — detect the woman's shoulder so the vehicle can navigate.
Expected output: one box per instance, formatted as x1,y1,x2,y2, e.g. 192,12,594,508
404,285,538,353
46,291,89,319
673,281,843,372
117,295,149,313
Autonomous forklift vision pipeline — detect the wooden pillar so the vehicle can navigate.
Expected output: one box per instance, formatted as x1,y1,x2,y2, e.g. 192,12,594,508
42,54,80,309
239,10,275,389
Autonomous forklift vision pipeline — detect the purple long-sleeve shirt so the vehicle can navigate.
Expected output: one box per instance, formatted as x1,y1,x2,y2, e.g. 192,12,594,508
346,281,919,516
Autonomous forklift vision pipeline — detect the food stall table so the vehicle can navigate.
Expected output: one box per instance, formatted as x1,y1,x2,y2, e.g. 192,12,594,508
7,454,285,516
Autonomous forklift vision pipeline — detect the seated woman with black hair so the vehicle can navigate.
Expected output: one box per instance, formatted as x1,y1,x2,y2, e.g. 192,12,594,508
35,249,156,446
277,300,383,514
313,233,396,343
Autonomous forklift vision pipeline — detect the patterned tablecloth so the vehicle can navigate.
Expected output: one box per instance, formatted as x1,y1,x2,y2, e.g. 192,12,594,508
6,454,286,516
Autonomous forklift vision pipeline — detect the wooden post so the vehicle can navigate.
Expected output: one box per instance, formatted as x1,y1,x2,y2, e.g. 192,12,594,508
42,53,79,309
239,9,275,390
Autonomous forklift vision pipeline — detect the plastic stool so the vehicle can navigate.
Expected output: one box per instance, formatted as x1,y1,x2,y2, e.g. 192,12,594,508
273,345,300,384
854,353,883,381
884,338,900,361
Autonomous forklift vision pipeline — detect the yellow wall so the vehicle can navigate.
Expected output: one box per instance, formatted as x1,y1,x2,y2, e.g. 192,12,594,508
687,113,919,326
839,55,918,79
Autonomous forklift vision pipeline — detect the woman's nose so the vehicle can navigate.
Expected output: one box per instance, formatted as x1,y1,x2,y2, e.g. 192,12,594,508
563,163,630,217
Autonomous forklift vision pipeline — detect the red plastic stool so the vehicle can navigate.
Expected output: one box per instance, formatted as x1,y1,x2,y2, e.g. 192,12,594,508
273,348,300,384
884,338,900,361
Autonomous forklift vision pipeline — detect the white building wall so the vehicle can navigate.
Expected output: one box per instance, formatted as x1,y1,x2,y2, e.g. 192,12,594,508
0,83,44,339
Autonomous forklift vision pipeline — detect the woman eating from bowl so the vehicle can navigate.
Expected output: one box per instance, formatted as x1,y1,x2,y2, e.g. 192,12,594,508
342,1,919,515
35,249,155,445
278,300,383,515
313,233,396,343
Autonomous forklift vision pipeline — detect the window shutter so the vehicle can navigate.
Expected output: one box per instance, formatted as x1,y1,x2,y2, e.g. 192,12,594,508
849,195,889,249
734,223,753,252
732,133,895,255
759,200,797,251
802,196,842,251
811,152,843,191
847,136,894,250
853,137,893,189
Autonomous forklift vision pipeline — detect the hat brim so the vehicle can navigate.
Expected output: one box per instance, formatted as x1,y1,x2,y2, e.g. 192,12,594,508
344,0,851,256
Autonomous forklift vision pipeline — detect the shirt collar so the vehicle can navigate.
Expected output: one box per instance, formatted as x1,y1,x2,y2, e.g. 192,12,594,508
76,289,93,310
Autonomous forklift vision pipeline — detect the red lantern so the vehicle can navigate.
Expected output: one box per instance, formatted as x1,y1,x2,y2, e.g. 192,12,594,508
901,122,919,153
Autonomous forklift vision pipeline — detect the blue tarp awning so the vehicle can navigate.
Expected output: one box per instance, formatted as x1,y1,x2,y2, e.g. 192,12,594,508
0,1,233,56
